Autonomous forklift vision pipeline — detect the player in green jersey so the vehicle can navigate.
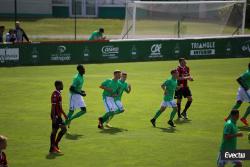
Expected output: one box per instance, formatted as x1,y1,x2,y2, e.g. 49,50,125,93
150,69,180,127
105,72,131,128
225,63,250,126
218,109,243,167
98,70,123,129
65,64,87,128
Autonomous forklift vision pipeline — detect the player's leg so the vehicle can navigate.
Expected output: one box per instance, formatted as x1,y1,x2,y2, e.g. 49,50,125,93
55,124,67,152
241,105,250,126
69,107,86,121
150,102,167,127
168,101,177,127
66,95,87,126
114,100,124,115
65,94,75,125
177,98,182,118
50,122,59,153
217,153,226,167
175,89,182,119
106,101,124,128
181,87,193,119
98,97,115,129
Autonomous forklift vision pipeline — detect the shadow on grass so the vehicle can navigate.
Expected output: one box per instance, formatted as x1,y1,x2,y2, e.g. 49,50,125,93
65,133,84,140
156,127,176,133
238,126,250,132
46,152,64,160
174,118,192,125
99,127,128,135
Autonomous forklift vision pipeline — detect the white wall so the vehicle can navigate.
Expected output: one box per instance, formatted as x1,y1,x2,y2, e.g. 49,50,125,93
0,0,52,14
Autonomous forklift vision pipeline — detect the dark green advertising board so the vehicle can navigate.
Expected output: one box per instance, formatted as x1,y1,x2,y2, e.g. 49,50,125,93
0,36,249,66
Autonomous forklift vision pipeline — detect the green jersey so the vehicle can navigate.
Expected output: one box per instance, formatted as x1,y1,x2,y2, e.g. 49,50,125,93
101,79,121,98
163,77,177,101
71,73,84,94
88,31,103,40
115,80,129,101
240,69,250,89
220,119,238,151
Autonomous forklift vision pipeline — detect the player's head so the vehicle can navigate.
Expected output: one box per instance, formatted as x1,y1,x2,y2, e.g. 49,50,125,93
0,26,5,32
230,109,239,121
54,80,63,91
179,58,186,67
77,64,85,75
171,69,178,79
113,70,121,80
0,135,7,150
15,21,20,28
121,72,127,81
99,28,104,34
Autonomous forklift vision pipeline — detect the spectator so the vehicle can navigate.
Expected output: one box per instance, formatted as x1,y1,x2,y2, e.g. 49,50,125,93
88,28,106,40
6,29,16,43
0,26,5,43
15,21,30,42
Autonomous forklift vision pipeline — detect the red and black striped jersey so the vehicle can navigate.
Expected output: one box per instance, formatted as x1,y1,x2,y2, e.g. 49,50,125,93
0,151,7,167
177,65,190,87
51,90,62,117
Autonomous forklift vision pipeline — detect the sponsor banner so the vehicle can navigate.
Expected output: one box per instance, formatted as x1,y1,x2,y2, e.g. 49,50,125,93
0,48,19,63
190,42,216,56
149,44,163,58
50,45,71,61
101,45,119,59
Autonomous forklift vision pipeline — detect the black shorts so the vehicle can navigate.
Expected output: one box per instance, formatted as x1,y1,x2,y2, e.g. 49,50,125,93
52,117,64,129
175,87,192,99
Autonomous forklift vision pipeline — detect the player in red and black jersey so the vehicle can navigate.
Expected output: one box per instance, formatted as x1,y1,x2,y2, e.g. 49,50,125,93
175,58,194,119
50,80,67,154
0,135,8,167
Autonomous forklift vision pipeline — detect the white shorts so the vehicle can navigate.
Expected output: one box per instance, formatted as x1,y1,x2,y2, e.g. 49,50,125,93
114,100,124,111
69,94,86,110
236,87,250,102
103,96,118,112
217,152,242,167
161,100,177,108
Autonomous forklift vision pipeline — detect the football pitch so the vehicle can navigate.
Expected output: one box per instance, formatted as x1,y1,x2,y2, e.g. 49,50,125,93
0,58,249,167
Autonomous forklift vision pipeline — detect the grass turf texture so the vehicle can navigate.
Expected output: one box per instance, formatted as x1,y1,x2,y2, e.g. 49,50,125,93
0,18,250,40
0,58,249,167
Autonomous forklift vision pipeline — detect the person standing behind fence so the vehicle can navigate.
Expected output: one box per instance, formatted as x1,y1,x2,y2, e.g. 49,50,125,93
88,28,106,40
0,26,5,43
15,21,30,42
6,29,16,43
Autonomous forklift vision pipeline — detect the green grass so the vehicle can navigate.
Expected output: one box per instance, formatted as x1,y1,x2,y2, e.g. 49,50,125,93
0,18,250,40
0,58,249,167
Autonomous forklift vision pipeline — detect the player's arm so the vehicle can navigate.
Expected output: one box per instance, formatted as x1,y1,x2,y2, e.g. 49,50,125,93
51,103,57,122
161,83,167,95
237,76,248,91
59,102,67,120
100,80,113,92
99,85,113,92
70,85,86,96
223,124,243,139
125,84,131,93
224,133,243,139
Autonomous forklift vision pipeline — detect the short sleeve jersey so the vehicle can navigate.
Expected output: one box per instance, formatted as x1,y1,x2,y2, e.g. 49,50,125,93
51,90,62,117
163,77,177,101
220,119,238,151
177,65,190,87
71,73,84,94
